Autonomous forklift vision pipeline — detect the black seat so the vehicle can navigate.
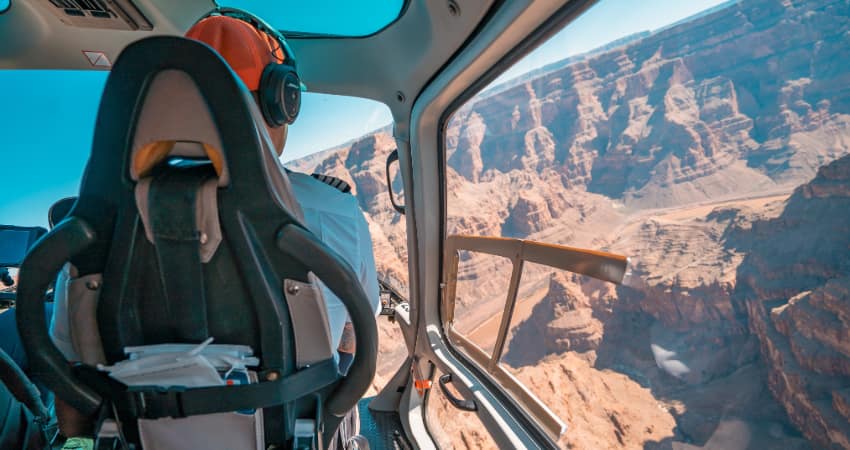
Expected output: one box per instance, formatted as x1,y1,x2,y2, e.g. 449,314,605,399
16,36,377,448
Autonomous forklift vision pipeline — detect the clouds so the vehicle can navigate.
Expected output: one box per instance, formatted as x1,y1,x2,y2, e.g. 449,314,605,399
651,343,692,379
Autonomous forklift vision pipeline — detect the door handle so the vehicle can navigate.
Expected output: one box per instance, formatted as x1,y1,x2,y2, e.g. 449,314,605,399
438,373,477,412
385,149,405,214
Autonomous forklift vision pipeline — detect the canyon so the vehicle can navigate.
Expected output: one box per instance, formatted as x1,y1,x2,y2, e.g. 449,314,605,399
289,0,850,447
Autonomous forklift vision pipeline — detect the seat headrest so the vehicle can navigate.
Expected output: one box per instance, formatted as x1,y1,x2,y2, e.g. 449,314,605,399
71,35,304,243
130,70,229,185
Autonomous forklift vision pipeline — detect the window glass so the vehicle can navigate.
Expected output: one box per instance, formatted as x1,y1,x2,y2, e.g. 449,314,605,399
0,73,393,229
283,93,393,164
451,251,513,356
499,262,577,371
444,0,850,448
219,0,405,36
0,70,107,228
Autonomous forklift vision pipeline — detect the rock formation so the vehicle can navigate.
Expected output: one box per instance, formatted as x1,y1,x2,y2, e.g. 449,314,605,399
445,0,850,210
286,0,850,447
737,156,850,449
503,273,602,366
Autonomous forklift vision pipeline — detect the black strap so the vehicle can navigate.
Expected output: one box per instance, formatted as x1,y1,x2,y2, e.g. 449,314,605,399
113,358,339,420
148,167,212,341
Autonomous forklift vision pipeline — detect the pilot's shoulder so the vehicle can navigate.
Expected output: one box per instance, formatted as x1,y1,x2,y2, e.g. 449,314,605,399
308,173,352,194
287,171,360,213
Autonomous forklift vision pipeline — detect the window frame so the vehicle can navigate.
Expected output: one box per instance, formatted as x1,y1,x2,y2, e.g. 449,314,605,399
440,235,628,440
432,0,601,446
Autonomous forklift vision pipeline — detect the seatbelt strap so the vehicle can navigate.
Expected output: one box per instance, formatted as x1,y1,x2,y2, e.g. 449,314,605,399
148,166,212,341
76,358,339,420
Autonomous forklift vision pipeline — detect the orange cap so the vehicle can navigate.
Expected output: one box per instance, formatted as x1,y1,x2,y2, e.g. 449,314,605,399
186,15,284,91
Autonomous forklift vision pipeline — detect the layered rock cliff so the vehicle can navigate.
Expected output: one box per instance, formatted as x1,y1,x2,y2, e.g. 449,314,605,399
286,0,850,447
446,0,850,210
737,156,850,448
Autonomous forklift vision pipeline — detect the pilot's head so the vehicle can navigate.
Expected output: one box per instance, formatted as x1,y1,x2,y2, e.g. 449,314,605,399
186,14,298,156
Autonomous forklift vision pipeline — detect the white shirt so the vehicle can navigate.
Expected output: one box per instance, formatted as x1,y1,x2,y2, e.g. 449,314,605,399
50,171,380,359
288,171,380,350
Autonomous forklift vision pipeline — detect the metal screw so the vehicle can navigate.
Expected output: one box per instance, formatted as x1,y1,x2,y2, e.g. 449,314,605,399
396,91,406,103
199,232,208,245
286,283,300,295
85,280,100,290
448,0,460,16
266,371,280,381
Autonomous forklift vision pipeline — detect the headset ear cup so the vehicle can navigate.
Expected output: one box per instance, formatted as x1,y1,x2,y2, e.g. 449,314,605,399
259,64,301,127
281,71,301,124
259,64,284,127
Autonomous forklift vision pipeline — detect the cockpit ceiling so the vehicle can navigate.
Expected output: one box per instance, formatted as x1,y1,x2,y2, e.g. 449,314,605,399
0,1,211,69
37,0,153,31
0,0,496,119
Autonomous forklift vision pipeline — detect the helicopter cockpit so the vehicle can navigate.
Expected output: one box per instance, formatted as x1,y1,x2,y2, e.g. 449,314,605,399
2,0,850,449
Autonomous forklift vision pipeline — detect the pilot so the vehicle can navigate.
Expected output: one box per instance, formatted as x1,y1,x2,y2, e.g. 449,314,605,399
183,10,380,373
52,13,380,448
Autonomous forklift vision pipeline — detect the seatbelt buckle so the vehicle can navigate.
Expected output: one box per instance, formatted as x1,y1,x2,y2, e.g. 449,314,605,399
293,419,317,450
132,388,185,419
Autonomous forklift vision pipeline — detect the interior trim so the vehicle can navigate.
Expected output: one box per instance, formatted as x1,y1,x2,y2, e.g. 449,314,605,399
407,0,601,447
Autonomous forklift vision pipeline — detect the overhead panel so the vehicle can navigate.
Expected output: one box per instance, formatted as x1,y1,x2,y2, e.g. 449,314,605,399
42,0,152,30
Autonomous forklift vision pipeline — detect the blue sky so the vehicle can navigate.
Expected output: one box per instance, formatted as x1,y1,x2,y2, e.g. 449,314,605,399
492,0,729,85
0,0,726,228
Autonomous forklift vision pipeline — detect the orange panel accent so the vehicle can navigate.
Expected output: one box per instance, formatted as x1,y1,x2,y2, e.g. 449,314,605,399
133,141,225,179
203,143,225,177
414,379,432,396
133,141,175,178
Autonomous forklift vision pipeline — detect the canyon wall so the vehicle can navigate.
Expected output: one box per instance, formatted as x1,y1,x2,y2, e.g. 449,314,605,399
288,0,850,447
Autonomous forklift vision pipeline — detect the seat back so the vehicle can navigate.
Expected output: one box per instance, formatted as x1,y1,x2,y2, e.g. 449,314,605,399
16,36,378,449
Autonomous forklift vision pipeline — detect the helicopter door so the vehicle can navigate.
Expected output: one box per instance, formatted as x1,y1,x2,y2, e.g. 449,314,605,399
428,236,629,446
401,2,639,445
414,0,850,446
404,0,807,446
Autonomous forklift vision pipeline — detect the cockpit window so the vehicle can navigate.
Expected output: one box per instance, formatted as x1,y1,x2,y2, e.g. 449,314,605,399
0,70,107,228
0,71,392,229
440,0,850,448
218,0,405,37
284,92,392,163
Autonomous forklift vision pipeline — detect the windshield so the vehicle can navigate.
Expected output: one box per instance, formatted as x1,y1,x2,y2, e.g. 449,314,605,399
219,0,405,36
434,0,850,448
0,70,107,228
0,71,391,228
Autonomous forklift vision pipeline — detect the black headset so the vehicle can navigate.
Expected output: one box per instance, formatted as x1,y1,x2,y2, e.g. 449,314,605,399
197,7,302,127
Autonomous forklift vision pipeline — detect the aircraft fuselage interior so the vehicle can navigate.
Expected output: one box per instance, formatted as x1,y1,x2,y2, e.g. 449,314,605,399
2,0,850,449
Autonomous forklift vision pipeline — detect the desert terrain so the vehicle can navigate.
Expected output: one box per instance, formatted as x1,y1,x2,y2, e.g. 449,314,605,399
289,0,850,447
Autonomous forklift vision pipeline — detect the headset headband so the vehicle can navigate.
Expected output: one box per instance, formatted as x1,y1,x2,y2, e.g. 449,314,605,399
199,7,298,70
